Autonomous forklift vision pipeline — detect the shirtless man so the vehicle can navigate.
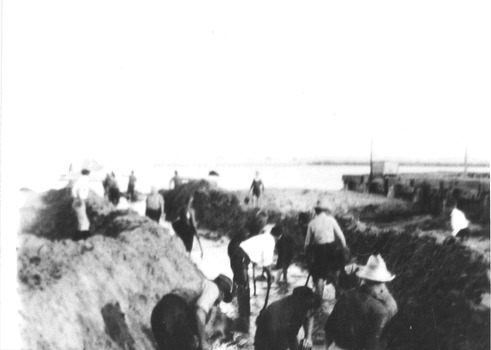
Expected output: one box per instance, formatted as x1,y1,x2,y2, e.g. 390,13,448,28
151,274,233,350
145,186,165,223
249,171,265,208
303,198,347,348
169,170,182,189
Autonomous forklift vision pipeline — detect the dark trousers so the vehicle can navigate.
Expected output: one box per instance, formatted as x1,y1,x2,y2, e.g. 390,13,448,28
145,208,162,223
127,184,136,201
456,228,471,240
74,230,91,241
108,187,121,205
230,247,251,322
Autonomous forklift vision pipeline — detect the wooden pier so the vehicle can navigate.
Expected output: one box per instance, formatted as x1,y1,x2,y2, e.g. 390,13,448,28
342,167,490,222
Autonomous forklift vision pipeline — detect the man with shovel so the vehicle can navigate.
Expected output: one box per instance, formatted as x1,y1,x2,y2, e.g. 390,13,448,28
229,212,281,331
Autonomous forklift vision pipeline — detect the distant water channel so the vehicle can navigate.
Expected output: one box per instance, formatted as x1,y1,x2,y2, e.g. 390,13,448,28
19,163,489,194
137,164,489,193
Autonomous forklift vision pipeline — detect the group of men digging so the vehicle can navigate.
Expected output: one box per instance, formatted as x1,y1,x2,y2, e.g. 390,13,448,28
71,168,398,350
226,199,398,350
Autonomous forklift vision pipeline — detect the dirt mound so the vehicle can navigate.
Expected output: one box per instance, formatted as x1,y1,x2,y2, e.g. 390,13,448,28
354,201,419,223
162,183,316,264
163,181,265,237
19,188,80,240
161,180,214,222
17,188,230,350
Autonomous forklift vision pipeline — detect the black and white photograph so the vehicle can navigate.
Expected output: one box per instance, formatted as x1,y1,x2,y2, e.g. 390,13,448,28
1,1,490,350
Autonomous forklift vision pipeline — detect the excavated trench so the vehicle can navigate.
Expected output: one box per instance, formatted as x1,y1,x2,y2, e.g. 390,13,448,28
337,217,490,350
17,183,490,350
165,182,490,350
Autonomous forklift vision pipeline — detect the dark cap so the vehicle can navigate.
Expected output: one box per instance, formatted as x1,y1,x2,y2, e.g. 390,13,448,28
270,224,283,237
214,274,233,303
292,286,321,310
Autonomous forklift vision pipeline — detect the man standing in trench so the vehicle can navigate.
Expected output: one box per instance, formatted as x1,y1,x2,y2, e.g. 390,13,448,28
305,199,347,299
302,198,347,348
229,211,281,331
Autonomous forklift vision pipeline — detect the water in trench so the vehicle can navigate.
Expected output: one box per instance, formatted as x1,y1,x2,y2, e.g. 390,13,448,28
190,235,339,350
126,201,340,349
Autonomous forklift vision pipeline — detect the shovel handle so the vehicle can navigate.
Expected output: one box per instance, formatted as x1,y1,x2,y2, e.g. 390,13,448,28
252,264,257,296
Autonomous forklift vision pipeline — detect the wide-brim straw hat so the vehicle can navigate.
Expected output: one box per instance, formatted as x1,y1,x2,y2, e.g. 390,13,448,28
214,274,233,303
314,198,333,212
356,254,395,282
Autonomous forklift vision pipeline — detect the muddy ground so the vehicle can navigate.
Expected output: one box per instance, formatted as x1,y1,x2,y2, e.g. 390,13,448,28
17,184,490,350
231,187,490,350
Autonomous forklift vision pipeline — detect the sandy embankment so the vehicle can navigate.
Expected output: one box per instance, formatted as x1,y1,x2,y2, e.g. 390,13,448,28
15,185,401,350
17,184,490,350
17,188,221,350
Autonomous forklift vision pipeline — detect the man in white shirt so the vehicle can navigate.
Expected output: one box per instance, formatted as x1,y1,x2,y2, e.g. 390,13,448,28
240,223,277,270
229,212,281,330
450,201,470,240
71,169,91,240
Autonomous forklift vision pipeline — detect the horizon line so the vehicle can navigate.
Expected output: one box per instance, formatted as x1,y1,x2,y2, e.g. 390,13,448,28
152,159,490,168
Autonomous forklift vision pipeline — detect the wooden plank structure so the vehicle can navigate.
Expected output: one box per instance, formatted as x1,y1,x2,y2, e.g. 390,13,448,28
342,170,490,222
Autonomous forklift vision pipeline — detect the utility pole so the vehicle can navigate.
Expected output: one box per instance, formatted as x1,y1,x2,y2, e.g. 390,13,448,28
369,138,373,185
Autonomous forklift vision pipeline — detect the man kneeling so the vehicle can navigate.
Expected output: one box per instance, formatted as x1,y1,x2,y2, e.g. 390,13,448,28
151,274,233,350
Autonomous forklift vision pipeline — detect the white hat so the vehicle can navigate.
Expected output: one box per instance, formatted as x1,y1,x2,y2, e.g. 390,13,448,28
356,255,395,282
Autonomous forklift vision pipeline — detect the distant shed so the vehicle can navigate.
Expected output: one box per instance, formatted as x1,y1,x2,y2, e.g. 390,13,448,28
371,161,399,176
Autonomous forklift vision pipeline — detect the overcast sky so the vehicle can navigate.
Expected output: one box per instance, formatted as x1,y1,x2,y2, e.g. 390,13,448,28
2,0,491,171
